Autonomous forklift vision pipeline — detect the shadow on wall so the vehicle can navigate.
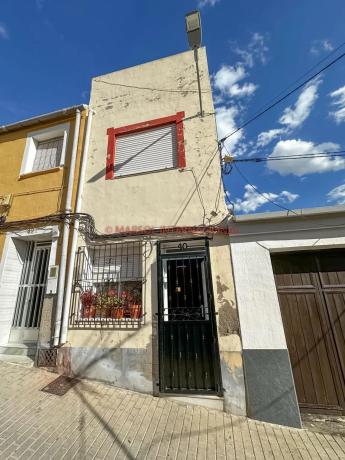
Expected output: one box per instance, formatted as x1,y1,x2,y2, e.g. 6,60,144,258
85,115,224,227
57,252,157,394
87,131,170,184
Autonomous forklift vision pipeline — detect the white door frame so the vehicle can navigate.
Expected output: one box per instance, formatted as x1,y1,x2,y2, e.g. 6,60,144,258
0,226,59,346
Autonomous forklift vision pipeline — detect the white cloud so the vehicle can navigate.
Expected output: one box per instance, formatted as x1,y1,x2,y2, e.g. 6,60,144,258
215,105,243,153
233,184,299,213
229,82,257,97
279,79,321,129
255,79,321,148
198,0,220,7
327,183,345,204
213,33,268,100
213,64,257,99
310,39,334,55
213,33,268,154
329,85,345,124
0,23,9,40
232,32,269,67
214,65,245,91
279,190,300,202
267,139,345,176
257,128,285,147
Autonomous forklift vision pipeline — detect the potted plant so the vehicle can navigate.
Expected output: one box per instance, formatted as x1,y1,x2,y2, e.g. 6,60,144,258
111,297,125,319
106,289,124,319
95,291,114,318
129,288,142,319
80,290,96,318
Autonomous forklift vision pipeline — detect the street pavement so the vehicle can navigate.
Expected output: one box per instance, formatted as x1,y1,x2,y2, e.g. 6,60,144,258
0,361,344,459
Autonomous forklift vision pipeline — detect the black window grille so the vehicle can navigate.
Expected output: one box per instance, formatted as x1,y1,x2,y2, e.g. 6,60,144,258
70,241,146,328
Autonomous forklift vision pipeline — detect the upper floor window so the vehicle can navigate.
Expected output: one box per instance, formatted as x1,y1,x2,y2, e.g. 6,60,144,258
106,112,185,179
20,122,70,176
32,137,64,172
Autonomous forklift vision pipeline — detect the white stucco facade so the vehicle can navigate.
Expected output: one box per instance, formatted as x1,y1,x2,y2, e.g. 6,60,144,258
229,206,345,427
230,208,345,351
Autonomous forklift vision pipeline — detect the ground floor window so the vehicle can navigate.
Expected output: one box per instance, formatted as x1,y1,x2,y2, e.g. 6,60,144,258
70,241,145,327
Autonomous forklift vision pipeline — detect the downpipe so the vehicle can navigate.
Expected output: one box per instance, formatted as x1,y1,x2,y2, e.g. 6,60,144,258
53,108,82,346
59,108,94,345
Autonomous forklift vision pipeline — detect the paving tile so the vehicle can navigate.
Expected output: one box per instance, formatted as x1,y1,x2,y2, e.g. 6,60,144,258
0,362,344,460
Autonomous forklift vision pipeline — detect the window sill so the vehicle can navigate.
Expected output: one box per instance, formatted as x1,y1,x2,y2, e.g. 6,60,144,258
111,165,181,180
18,166,63,180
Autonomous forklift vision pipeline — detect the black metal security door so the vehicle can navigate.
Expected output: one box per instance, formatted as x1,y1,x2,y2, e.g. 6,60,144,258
158,240,222,395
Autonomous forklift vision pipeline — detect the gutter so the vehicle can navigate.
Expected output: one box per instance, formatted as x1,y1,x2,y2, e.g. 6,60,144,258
0,104,88,133
59,108,95,345
53,108,83,346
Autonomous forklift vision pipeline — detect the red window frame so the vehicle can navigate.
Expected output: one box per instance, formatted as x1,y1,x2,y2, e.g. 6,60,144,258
105,112,185,180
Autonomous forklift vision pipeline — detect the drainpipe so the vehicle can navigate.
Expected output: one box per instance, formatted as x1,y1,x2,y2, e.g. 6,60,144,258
53,109,82,346
59,108,94,345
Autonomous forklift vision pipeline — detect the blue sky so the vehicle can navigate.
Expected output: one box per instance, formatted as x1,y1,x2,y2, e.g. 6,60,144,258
1,0,345,213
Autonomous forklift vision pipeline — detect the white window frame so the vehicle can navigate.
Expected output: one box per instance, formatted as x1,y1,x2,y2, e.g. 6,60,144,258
20,123,70,176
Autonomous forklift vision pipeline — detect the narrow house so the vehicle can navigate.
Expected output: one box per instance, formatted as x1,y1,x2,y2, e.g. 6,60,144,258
57,49,247,417
0,105,89,362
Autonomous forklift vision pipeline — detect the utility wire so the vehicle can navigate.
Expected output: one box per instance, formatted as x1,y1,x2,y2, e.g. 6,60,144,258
233,163,299,215
94,79,210,94
245,39,345,123
219,50,345,144
231,150,345,163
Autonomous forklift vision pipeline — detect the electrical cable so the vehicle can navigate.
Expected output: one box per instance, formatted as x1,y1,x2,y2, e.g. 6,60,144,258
219,50,345,144
244,39,345,123
94,79,211,94
233,163,299,215
232,150,345,163
0,211,232,240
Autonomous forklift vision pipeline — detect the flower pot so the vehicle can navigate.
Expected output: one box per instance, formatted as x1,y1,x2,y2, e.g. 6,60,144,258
111,307,124,319
80,290,96,307
130,304,142,319
101,307,111,318
82,305,96,318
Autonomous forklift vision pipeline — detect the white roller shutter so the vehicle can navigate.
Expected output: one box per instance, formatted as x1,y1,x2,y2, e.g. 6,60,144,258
115,123,177,177
32,137,64,172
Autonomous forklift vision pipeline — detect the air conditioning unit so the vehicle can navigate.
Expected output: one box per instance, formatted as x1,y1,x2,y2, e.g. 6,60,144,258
0,194,12,208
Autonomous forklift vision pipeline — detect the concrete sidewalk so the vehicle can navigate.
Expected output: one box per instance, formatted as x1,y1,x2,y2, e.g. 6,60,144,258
0,362,344,459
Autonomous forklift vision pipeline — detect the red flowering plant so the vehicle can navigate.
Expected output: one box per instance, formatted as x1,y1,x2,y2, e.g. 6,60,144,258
129,287,142,319
80,289,96,318
120,284,142,319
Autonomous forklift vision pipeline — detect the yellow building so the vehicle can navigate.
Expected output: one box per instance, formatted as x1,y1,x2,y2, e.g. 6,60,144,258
0,104,90,360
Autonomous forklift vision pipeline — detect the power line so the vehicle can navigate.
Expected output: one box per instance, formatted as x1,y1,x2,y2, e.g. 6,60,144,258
219,50,345,144
233,163,299,215
94,79,211,94
246,39,345,123
231,150,345,163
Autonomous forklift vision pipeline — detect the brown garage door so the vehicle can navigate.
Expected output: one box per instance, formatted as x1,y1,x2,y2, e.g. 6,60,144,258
272,250,345,414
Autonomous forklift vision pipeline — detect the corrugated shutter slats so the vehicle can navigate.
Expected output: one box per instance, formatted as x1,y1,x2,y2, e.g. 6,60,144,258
32,137,64,172
115,123,177,177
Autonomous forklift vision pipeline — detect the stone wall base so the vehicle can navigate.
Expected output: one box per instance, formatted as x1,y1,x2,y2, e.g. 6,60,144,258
57,346,153,394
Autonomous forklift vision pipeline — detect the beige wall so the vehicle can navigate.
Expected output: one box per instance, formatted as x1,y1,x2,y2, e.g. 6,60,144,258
64,51,244,411
66,235,241,353
83,48,227,232
66,237,156,350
